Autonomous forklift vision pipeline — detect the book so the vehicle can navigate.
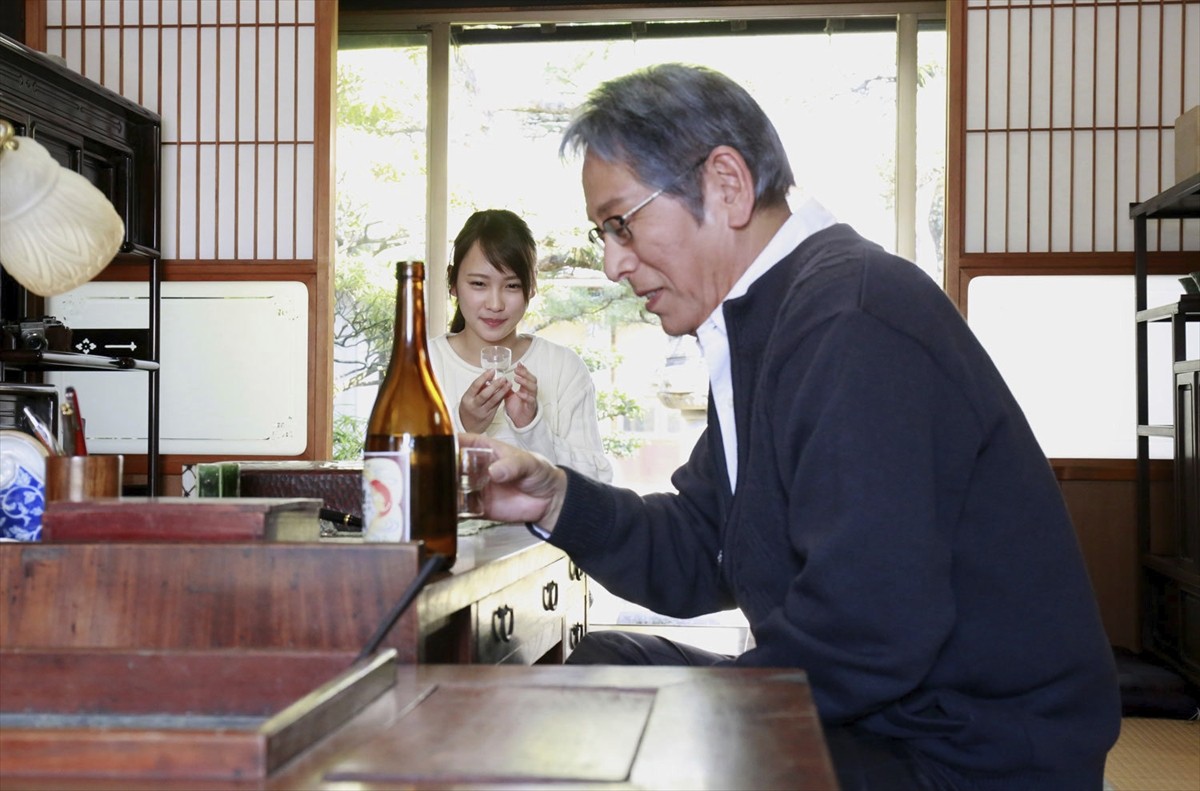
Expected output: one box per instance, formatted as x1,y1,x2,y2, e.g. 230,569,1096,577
41,497,325,542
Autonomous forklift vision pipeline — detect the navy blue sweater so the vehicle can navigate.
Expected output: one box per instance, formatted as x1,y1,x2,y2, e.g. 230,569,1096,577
550,224,1120,789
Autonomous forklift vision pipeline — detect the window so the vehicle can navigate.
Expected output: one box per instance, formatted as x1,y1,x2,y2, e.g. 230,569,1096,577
334,9,948,488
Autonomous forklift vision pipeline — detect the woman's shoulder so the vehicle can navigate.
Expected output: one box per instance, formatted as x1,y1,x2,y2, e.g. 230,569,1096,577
522,334,583,363
430,333,476,370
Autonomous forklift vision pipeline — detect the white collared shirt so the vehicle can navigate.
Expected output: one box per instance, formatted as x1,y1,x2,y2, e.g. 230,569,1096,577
694,199,838,492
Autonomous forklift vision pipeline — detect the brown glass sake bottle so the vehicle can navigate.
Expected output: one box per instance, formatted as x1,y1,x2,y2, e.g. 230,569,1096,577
362,261,457,564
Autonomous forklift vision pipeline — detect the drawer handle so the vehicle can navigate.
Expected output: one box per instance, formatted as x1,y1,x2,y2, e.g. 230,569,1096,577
568,561,584,581
542,580,559,611
569,622,585,649
491,605,515,643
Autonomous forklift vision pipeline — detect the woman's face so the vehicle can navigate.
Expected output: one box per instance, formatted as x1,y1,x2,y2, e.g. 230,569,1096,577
451,240,529,346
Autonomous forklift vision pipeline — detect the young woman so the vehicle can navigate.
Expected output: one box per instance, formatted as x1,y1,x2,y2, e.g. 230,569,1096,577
429,209,613,483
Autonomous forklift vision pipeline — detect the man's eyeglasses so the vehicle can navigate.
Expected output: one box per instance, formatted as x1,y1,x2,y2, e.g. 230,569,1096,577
587,187,666,248
586,157,706,248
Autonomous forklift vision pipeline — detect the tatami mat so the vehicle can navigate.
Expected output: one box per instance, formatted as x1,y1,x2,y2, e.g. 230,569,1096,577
1105,717,1200,791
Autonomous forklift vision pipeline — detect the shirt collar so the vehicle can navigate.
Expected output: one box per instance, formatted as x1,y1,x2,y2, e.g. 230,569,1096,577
701,198,838,337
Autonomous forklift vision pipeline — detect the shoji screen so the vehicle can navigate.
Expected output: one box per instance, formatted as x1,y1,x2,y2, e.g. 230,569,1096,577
962,0,1199,257
953,0,1199,461
42,0,318,261
40,0,332,460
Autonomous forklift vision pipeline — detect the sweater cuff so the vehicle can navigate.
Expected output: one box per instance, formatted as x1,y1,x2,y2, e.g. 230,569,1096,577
547,467,617,557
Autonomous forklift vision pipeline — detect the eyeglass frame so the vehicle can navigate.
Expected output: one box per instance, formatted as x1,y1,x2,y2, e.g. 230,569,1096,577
586,157,707,248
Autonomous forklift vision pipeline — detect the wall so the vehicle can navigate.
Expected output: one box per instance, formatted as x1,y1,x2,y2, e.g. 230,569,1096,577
25,0,336,479
948,0,1200,650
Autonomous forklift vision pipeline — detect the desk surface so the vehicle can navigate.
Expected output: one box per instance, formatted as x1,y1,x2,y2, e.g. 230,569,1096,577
0,662,837,790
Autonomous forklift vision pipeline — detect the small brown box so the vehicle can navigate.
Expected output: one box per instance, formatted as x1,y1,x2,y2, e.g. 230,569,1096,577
1176,106,1200,185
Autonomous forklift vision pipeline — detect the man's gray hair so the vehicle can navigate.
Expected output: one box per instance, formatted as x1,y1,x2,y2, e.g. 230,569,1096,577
560,63,795,220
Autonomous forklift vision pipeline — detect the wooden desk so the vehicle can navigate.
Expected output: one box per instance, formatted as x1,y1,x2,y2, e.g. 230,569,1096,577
422,522,588,663
0,656,837,790
0,524,586,664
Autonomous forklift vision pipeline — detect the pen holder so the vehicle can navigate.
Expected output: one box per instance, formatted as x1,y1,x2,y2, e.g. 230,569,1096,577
44,454,123,503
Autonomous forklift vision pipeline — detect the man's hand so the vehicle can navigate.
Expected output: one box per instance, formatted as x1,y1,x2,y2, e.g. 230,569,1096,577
459,433,567,532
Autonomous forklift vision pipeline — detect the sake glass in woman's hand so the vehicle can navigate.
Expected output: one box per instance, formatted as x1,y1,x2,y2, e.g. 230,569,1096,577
480,345,511,372
458,446,495,519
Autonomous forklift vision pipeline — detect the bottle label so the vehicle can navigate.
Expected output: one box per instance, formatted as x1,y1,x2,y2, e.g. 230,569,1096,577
362,448,411,542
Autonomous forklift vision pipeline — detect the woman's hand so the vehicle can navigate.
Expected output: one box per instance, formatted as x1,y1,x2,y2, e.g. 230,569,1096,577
504,362,538,428
458,369,511,433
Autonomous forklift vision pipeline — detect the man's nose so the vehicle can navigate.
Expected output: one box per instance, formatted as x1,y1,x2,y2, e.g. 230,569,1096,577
603,242,637,283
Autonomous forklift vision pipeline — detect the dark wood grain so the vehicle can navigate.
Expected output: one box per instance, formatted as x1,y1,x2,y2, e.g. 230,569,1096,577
41,497,324,542
0,660,838,790
0,649,397,781
0,543,421,658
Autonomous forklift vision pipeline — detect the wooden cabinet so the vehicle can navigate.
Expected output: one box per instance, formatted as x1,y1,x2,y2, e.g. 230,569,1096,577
418,524,588,665
1130,172,1200,688
474,557,588,664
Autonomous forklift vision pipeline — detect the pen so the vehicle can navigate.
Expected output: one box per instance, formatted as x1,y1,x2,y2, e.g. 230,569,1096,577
319,508,363,530
65,386,87,456
22,406,63,455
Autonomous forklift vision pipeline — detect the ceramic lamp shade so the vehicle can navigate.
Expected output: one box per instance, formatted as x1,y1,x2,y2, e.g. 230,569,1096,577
0,132,124,297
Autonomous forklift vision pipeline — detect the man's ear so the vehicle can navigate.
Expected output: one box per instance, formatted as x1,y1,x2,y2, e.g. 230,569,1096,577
704,145,756,229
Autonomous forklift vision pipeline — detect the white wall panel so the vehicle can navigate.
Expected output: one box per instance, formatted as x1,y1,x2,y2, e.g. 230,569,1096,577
47,282,309,455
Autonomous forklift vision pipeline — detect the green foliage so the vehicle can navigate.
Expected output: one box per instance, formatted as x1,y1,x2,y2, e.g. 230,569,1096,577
333,413,367,460
595,389,642,423
333,258,395,391
602,432,643,459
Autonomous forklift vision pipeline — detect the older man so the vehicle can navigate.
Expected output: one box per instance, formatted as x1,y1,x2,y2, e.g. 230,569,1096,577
468,63,1120,790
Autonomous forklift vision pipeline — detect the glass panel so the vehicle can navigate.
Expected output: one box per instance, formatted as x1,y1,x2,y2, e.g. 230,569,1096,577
332,19,948,479
916,27,947,282
444,24,925,493
967,275,1196,459
333,42,429,457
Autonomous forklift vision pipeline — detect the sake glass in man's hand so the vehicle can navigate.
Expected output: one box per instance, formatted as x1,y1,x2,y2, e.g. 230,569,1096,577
480,345,511,372
458,446,495,519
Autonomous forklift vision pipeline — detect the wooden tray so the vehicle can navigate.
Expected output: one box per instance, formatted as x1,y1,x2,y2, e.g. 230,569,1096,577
0,648,396,780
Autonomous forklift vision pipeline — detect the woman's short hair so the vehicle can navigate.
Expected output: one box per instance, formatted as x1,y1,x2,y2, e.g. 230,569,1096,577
447,209,537,332
560,63,794,220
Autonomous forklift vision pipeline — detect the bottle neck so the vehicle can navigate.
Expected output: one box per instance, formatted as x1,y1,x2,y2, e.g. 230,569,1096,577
393,262,429,361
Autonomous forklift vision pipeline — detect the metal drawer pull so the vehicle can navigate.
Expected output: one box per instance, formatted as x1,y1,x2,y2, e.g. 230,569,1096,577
569,623,585,649
542,580,559,610
568,561,584,581
491,605,515,643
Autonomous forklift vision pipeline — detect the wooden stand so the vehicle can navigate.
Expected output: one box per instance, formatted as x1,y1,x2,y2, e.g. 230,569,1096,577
0,649,396,780
0,542,423,658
